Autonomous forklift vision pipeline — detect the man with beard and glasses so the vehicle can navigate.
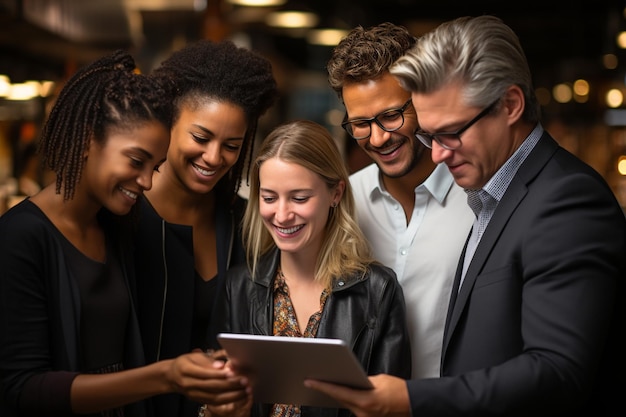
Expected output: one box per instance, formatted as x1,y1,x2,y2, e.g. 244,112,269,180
326,22,473,379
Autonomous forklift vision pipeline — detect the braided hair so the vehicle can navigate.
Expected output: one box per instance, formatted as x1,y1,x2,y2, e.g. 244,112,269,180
151,40,278,200
39,50,173,201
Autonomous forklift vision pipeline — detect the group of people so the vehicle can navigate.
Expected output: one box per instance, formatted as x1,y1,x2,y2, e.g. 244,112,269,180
0,14,624,417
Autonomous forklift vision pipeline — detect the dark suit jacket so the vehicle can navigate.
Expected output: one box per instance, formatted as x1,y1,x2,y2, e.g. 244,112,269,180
407,132,626,416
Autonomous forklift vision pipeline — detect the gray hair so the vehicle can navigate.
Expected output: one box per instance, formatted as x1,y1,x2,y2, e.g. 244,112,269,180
390,15,540,123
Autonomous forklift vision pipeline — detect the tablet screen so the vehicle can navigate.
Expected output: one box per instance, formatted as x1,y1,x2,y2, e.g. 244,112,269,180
217,333,373,407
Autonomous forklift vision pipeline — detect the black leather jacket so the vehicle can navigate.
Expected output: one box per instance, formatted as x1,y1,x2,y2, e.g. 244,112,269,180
210,248,412,417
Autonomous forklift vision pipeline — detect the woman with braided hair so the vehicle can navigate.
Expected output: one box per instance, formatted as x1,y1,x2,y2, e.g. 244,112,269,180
131,40,278,417
0,50,248,417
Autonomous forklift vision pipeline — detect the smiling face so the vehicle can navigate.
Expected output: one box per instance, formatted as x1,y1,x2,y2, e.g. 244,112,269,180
258,157,343,258
412,82,513,190
342,72,424,179
165,99,248,195
82,120,169,215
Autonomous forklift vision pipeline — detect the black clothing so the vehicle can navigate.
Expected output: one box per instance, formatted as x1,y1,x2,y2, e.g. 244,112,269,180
210,248,412,417
132,195,246,417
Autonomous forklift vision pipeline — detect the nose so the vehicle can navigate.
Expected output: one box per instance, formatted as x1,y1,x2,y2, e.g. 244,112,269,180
431,141,453,164
202,142,222,167
368,123,392,148
274,199,294,223
137,168,154,191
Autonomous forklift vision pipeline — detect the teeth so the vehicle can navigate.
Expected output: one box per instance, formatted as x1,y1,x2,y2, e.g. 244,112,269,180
379,144,400,155
277,225,303,234
119,187,138,200
194,164,216,176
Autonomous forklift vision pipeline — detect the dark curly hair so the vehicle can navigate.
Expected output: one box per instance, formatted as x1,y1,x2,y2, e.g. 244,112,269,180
327,22,417,101
39,49,173,201
152,39,278,199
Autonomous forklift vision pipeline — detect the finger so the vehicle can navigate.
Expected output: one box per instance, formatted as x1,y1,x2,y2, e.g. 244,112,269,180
190,387,249,406
303,380,357,406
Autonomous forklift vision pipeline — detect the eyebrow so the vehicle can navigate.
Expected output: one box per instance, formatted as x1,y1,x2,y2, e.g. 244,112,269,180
418,117,465,134
348,102,409,121
131,147,154,160
259,188,314,194
192,124,245,141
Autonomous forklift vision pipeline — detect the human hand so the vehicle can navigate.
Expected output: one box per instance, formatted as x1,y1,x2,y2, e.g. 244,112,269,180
166,350,249,405
304,374,411,417
201,393,253,417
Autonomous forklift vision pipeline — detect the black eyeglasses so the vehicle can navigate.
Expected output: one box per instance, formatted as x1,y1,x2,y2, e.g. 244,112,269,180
342,99,413,140
414,99,499,150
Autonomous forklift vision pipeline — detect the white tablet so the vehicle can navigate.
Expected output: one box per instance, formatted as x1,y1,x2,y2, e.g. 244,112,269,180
217,333,373,408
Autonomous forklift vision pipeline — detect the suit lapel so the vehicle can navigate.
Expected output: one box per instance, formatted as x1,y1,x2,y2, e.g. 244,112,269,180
442,133,559,357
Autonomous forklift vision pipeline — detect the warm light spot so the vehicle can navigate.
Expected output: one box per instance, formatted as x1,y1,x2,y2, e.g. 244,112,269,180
227,0,286,5
266,11,319,28
618,156,626,176
617,31,626,49
553,83,572,103
573,79,589,96
6,82,39,100
307,28,349,46
39,81,56,97
606,89,624,108
0,75,10,97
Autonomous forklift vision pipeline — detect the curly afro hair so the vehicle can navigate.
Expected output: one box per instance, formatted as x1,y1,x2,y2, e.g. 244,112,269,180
152,40,278,199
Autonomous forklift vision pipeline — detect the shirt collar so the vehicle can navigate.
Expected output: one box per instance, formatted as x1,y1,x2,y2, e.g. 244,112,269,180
481,123,544,202
369,163,455,205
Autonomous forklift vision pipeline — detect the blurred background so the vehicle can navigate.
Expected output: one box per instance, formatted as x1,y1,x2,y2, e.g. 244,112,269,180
1,0,626,213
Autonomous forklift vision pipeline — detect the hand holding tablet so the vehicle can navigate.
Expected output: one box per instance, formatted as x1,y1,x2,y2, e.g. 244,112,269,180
217,333,373,408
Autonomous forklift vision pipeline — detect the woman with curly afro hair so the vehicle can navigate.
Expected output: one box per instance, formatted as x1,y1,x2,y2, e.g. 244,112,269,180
0,50,249,417
131,39,278,417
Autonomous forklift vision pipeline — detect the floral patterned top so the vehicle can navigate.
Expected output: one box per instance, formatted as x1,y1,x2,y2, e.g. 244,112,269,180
270,268,330,417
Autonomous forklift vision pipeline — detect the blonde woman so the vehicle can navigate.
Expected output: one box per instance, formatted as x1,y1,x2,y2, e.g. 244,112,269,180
208,120,411,417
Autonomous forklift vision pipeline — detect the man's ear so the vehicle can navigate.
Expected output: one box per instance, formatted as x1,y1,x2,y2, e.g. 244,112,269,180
502,85,525,125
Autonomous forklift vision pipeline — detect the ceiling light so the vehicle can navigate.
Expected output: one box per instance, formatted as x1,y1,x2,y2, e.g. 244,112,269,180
266,10,318,28
0,75,10,97
227,0,287,6
307,28,349,46
7,82,40,101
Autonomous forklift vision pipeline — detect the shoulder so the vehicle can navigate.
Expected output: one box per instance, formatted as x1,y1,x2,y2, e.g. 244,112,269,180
366,262,398,282
349,163,378,185
0,200,60,266
338,263,398,291
349,164,380,202
0,199,52,238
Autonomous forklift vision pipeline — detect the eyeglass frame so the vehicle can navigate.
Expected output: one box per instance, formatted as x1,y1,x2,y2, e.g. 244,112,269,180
341,99,413,140
413,99,500,150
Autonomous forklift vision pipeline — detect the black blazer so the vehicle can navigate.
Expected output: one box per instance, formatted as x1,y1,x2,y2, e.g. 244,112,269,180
407,132,626,416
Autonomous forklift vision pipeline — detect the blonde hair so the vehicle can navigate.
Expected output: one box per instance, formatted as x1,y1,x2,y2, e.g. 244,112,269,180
243,120,373,288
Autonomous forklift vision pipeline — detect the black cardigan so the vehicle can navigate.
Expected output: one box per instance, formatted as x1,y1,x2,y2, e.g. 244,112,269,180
0,199,147,417
132,195,246,417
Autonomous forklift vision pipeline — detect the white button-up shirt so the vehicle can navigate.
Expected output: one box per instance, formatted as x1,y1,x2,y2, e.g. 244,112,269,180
350,163,474,378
